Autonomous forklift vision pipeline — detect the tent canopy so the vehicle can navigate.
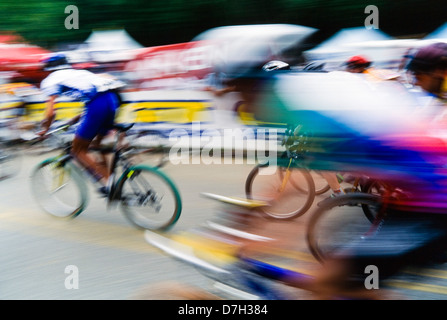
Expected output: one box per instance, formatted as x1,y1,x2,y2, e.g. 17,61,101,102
306,27,392,55
72,29,144,63
192,24,317,74
0,44,49,63
0,33,51,82
303,27,401,69
425,22,447,41
84,29,143,51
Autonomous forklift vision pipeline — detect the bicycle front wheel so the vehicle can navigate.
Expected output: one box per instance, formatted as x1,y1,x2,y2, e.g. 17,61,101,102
30,158,88,219
116,165,182,231
245,163,315,220
306,193,383,263
311,171,331,195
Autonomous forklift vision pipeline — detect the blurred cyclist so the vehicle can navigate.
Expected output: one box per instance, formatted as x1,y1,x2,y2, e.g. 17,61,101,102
344,55,372,74
300,61,346,198
39,53,125,195
407,42,447,99
282,43,447,299
344,55,400,81
406,42,447,130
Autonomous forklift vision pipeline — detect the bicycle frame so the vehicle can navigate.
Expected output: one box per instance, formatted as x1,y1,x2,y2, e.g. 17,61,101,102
41,123,135,206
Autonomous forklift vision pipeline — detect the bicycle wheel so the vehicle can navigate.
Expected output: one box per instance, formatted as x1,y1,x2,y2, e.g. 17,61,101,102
306,193,383,263
0,145,22,180
360,178,388,222
128,130,168,168
311,171,331,195
30,158,88,218
245,163,315,220
284,169,330,195
124,146,168,169
116,165,182,231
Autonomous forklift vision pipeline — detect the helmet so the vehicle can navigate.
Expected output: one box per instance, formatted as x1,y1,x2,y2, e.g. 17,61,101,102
345,55,371,69
42,53,71,71
407,42,447,73
262,60,290,72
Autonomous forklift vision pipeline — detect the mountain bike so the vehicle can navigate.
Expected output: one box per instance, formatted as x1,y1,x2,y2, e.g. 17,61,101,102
245,157,316,220
244,124,316,220
30,122,182,231
245,123,374,220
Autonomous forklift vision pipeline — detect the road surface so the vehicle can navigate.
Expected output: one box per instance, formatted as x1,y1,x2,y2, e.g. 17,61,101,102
1,151,447,300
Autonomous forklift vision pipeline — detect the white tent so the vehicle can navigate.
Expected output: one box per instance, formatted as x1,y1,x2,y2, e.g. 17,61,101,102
192,24,317,74
424,22,447,41
66,29,143,63
84,29,143,51
304,27,399,69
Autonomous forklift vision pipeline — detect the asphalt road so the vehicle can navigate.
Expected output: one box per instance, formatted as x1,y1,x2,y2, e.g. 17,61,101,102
1,150,447,300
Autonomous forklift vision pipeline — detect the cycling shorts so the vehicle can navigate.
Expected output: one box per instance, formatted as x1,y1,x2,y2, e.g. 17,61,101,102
76,91,120,141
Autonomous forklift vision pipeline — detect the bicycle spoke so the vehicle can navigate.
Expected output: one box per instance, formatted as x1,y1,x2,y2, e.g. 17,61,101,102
118,166,181,230
31,160,87,218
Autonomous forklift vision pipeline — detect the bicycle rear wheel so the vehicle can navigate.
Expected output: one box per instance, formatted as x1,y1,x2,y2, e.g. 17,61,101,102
30,158,88,218
117,165,182,231
311,171,331,195
281,169,331,195
127,130,168,168
306,193,383,263
245,163,315,220
360,178,388,222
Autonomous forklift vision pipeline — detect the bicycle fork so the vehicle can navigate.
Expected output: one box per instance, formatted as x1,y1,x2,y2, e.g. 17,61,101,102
278,158,293,193
124,169,162,211
48,155,71,193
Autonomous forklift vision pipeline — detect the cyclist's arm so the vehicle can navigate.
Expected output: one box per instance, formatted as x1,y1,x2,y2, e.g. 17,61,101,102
39,95,57,135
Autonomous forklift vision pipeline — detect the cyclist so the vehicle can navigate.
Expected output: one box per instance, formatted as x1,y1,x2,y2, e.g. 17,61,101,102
38,53,125,195
299,61,346,198
283,42,447,299
344,55,400,81
344,55,372,74
407,42,447,103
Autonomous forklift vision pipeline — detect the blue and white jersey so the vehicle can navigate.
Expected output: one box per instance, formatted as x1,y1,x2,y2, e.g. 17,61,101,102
40,68,124,103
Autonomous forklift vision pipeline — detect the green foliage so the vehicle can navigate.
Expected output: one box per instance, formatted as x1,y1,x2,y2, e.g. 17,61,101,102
0,0,443,49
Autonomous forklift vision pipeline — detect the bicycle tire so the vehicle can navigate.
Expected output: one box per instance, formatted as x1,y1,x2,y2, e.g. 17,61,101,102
312,171,331,195
280,169,331,195
360,178,388,222
116,165,182,231
126,146,168,169
245,162,315,220
30,157,89,219
306,193,383,263
128,130,168,168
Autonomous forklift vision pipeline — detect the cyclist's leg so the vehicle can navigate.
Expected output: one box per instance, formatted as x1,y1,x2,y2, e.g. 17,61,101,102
72,92,118,184
72,135,108,182
94,92,120,174
320,171,344,196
